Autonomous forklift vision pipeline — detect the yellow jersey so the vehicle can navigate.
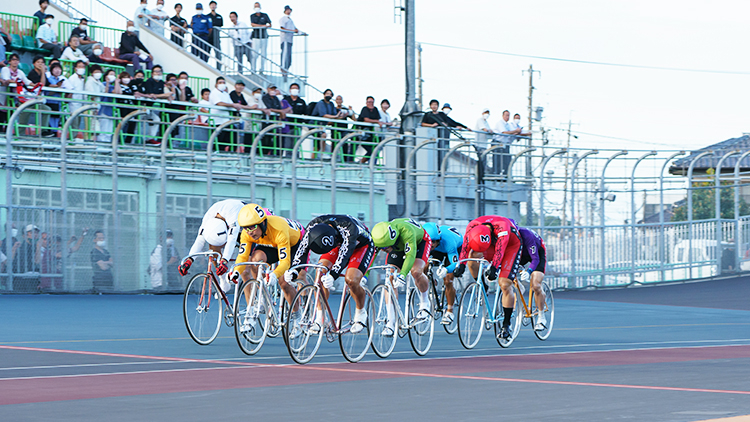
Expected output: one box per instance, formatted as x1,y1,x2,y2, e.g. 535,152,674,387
236,215,303,278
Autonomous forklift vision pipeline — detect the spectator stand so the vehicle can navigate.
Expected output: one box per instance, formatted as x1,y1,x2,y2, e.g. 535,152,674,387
1,12,45,62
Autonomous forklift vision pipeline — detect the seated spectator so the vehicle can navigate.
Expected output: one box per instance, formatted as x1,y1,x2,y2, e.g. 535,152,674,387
209,77,242,150
151,0,170,29
195,87,211,125
119,21,154,70
114,71,138,143
170,3,189,47
61,60,87,140
36,14,63,59
87,47,105,64
44,62,65,132
34,0,49,26
61,36,89,63
70,19,103,56
176,72,198,104
357,96,382,164
474,108,493,149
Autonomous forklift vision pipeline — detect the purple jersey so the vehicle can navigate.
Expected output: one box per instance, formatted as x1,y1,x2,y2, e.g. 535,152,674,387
509,219,546,272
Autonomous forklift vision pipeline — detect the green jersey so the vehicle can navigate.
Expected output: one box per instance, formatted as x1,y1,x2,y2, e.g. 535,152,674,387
387,218,426,277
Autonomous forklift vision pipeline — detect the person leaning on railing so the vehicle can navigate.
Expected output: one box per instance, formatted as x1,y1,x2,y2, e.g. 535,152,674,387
22,55,54,137
170,3,189,47
61,60,87,140
114,71,138,144
44,62,65,133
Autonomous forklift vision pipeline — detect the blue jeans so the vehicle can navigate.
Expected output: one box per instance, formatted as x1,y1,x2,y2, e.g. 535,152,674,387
281,42,292,71
119,53,153,71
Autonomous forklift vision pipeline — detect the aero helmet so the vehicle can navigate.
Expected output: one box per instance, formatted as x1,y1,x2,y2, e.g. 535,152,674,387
202,218,229,247
308,223,338,254
371,221,398,248
467,224,492,253
422,222,440,242
238,203,269,228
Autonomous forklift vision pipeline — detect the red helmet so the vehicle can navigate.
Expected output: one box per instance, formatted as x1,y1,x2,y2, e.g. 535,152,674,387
467,225,493,252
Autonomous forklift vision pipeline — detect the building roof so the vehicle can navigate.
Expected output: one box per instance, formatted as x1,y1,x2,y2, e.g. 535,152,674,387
669,134,750,176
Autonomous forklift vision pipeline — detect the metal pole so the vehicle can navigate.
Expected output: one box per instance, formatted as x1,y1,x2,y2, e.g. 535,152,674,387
538,148,568,236
598,150,628,284
330,131,364,213
368,136,401,228
629,151,657,284
477,144,518,218
734,150,750,274
440,141,471,225
714,150,740,276
686,151,712,279
249,123,284,204
291,128,326,220
659,151,685,282
206,119,242,206
400,0,418,134
405,139,437,218
481,147,535,220
569,150,598,288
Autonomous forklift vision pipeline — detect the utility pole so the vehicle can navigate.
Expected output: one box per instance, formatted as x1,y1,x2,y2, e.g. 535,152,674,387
416,42,423,111
400,0,418,134
561,119,578,228
522,65,540,225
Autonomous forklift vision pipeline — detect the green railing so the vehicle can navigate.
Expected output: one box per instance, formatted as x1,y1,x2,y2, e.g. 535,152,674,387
0,12,38,38
58,21,123,52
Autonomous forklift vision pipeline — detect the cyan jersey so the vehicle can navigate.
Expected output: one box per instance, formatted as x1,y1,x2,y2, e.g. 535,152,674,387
434,225,463,272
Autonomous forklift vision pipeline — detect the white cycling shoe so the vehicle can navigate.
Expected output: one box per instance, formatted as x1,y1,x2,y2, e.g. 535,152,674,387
416,301,431,320
534,313,547,331
440,311,454,325
240,311,258,333
309,311,325,335
350,308,368,334
382,320,396,337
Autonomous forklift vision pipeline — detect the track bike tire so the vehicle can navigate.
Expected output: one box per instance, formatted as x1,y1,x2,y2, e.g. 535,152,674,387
184,272,223,345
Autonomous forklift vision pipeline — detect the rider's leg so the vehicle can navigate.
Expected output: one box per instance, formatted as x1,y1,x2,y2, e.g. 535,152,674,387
530,271,546,312
467,250,484,279
444,273,456,312
498,276,515,326
345,267,366,309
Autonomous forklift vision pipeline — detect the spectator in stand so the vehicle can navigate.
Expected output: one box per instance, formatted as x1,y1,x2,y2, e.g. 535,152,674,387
209,76,242,150
229,11,251,73
97,69,117,143
332,94,355,161
195,87,211,125
439,103,468,130
139,65,173,145
134,0,153,33
284,82,306,117
191,3,213,62
511,113,531,136
208,1,223,70
229,80,254,152
61,36,89,63
36,14,63,59
260,84,289,156
0,21,8,68
474,108,492,150
119,21,154,70
311,88,338,158
491,110,520,176
34,0,49,26
0,54,30,110
83,65,104,140
14,225,41,291
61,60,87,140
250,2,271,73
279,5,298,75
44,62,65,132
87,46,105,64
15,55,52,137
70,19,103,56
114,71,138,143
151,0,170,30
356,96,383,164
91,230,113,292
379,99,396,128
176,72,198,103
170,3,189,47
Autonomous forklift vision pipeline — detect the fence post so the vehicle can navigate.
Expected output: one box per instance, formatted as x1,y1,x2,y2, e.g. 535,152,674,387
687,151,712,279
290,128,326,220
206,119,242,206
569,150,598,288
538,148,568,236
405,139,437,218
598,150,628,285
629,151,656,284
249,123,284,204
330,131,364,213
659,151,686,282
368,136,401,228
440,142,472,225
715,150,740,276
476,145,507,218
734,150,750,274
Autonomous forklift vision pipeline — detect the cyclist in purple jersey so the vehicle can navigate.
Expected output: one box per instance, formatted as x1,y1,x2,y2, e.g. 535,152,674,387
510,219,548,331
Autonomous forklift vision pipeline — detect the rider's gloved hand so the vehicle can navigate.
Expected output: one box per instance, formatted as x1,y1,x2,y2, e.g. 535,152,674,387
178,257,193,276
284,269,298,283
229,269,241,284
453,263,466,278
267,272,278,285
485,266,498,281
321,273,335,290
436,266,448,279
215,258,229,276
393,273,406,289
519,269,530,282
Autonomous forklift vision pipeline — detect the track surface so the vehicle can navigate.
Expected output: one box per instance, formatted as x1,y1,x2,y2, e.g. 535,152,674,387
1,277,750,421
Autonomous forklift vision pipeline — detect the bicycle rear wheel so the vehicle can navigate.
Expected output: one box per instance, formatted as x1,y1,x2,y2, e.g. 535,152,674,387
457,282,485,349
370,283,398,359
495,285,522,348
532,281,555,340
234,279,270,355
407,288,434,356
338,287,375,363
285,284,324,364
183,273,223,345
441,283,459,335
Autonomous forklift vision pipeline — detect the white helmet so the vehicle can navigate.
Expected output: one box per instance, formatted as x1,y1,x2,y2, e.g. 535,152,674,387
202,218,229,247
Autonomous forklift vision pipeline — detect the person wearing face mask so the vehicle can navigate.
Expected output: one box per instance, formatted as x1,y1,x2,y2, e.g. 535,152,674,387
491,110,522,177
118,20,154,70
134,0,153,32
150,0,170,30
44,62,65,132
209,76,243,150
229,11,251,73
70,18,103,56
114,71,136,143
474,108,493,150
250,2,271,73
258,84,290,155
310,89,338,158
91,230,113,292
61,36,89,64
512,113,531,137
140,64,173,145
151,229,181,290
190,3,213,62
97,69,118,143
35,14,62,59
16,55,54,137
85,64,108,142
207,1,223,71
228,81,260,152
176,71,198,104
61,60,88,140
283,82,306,118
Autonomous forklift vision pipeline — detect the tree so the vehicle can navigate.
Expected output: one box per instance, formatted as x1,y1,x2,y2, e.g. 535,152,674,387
672,168,750,221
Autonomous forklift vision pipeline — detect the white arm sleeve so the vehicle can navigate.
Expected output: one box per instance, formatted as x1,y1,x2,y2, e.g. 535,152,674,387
188,233,208,257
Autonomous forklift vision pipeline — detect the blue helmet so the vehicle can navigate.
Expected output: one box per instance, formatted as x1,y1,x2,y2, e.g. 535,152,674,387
422,222,440,242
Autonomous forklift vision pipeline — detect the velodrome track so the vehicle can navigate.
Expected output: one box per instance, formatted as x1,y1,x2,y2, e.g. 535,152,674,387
1,275,750,421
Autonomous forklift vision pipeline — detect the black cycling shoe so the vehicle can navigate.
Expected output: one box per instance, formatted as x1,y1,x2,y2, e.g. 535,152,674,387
497,324,511,340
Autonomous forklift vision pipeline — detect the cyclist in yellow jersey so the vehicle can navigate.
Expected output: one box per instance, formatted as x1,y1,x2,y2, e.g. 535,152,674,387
230,204,306,309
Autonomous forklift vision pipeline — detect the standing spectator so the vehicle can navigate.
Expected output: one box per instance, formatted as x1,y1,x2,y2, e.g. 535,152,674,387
83,65,105,139
13,225,41,292
209,77,242,150
140,65,173,145
149,234,164,290
512,113,531,137
279,5,298,75
474,108,493,150
70,19,103,56
23,56,55,136
421,99,454,163
190,3,213,62
114,71,138,143
229,11,251,73
119,21,154,70
165,230,181,290
150,0,170,32
250,2,271,73
150,230,180,290
97,69,117,143
208,1,224,70
332,94,355,161
91,230,113,292
357,96,383,164
61,36,89,63
260,84,289,155
0,224,18,278
311,89,338,158
228,80,255,152
134,0,152,33
379,99,395,127
44,62,65,133
61,60,87,140
440,103,469,130
40,235,61,291
491,110,520,175
170,3,189,47
195,87,211,125
36,14,63,59
35,0,50,25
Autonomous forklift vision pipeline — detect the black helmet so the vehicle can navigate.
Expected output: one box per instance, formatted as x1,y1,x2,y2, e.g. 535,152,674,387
309,223,338,254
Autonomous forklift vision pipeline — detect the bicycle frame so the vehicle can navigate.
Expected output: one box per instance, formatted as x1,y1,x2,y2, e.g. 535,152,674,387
180,251,238,312
232,261,287,324
457,258,502,324
289,263,349,335
369,264,419,331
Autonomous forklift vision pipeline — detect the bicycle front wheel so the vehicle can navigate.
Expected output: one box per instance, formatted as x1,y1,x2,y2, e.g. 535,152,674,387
370,283,398,359
495,284,522,348
285,284,324,364
457,282,485,350
339,287,375,363
183,273,223,345
532,281,555,340
234,279,270,355
407,288,434,356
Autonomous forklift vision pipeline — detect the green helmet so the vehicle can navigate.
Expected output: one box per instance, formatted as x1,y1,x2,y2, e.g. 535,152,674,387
371,221,398,248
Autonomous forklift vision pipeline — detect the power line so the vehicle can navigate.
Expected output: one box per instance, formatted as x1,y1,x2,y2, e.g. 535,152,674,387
308,44,402,53
420,42,750,76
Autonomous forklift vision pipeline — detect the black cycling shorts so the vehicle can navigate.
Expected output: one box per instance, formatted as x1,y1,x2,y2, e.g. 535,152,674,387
386,239,430,269
253,241,301,265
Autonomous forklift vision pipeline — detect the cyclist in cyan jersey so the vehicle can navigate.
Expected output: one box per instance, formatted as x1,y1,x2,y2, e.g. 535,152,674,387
454,215,522,340
371,218,432,336
286,214,375,334
510,219,548,331
422,222,463,326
